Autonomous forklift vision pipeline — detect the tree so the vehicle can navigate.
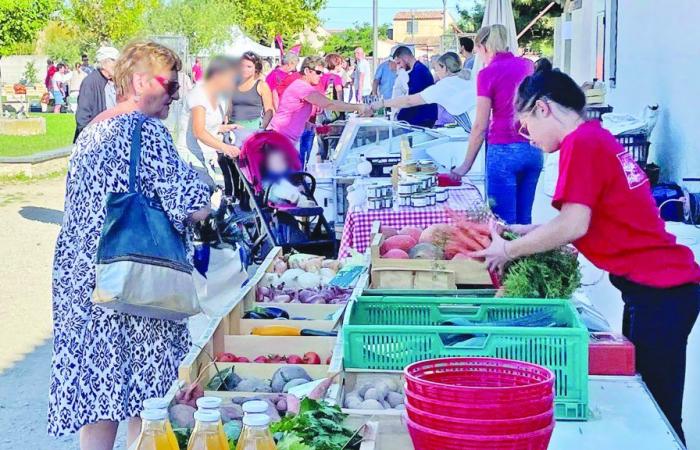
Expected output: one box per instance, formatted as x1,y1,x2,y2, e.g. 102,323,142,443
65,0,156,50
146,0,238,55
321,22,389,57
0,0,58,56
39,21,82,63
457,0,562,56
232,0,326,44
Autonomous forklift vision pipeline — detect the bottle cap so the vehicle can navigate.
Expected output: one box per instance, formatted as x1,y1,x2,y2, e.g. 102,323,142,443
142,397,169,411
140,408,168,421
194,409,221,423
196,397,222,410
243,413,270,427
242,400,269,414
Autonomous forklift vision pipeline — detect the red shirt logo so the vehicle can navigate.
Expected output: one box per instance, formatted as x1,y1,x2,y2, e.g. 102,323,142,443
616,151,648,190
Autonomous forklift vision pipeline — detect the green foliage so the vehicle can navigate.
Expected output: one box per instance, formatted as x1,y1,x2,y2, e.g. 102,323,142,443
21,61,39,84
270,398,362,450
0,0,58,56
502,232,582,299
65,0,156,50
457,0,561,55
321,22,389,57
41,21,82,63
232,0,326,43
146,0,238,54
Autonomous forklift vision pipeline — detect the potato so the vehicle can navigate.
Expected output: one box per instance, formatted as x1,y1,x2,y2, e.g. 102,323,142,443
386,391,404,408
356,383,373,398
363,388,380,401
344,393,363,409
380,399,390,409
358,399,383,410
169,404,196,428
377,377,399,392
372,382,390,400
220,404,244,423
235,377,272,393
394,403,406,410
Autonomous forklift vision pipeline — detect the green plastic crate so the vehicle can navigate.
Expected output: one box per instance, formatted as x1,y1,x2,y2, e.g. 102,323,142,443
342,296,588,420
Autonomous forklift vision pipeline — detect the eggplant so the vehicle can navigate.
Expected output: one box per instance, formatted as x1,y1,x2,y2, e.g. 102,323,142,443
300,329,338,337
243,307,290,320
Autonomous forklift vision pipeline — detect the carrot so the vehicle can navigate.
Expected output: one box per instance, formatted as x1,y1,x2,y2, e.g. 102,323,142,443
467,228,491,248
453,228,484,250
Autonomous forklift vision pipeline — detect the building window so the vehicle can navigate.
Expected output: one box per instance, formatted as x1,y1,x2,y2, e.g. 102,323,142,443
406,19,418,34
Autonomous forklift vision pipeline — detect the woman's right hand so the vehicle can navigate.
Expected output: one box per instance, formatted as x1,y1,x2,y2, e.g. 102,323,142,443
220,143,240,159
450,161,471,180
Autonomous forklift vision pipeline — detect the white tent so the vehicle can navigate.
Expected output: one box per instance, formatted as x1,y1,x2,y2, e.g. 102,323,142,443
482,0,519,53
221,26,279,58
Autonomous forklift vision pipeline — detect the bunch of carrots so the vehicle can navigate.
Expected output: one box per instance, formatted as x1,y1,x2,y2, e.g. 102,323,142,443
443,210,493,259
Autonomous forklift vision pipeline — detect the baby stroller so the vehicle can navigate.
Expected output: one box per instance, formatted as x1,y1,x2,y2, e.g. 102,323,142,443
233,131,337,258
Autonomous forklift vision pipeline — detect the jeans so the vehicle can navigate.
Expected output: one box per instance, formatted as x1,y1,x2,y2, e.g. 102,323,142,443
610,275,700,444
299,129,315,169
485,142,543,224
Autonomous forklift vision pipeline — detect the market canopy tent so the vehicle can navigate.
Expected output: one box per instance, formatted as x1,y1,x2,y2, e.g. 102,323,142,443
471,0,519,73
221,26,279,58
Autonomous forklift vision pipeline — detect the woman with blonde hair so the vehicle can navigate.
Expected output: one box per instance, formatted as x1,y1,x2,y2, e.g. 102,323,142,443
48,41,210,450
451,24,542,225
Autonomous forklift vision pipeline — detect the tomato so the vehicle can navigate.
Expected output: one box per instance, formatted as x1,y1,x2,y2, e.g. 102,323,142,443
253,355,269,364
268,354,286,364
303,352,321,365
216,352,237,363
235,356,251,363
325,355,332,365
286,354,304,364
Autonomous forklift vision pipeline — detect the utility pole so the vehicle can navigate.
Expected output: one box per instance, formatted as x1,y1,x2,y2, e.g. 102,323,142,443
372,0,378,73
441,0,447,53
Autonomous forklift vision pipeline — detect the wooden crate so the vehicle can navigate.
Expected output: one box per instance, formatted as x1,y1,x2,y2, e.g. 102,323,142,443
228,299,342,335
369,226,492,288
159,381,380,450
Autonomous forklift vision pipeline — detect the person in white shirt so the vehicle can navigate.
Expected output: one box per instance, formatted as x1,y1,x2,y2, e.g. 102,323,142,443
353,47,372,102
51,63,68,113
371,52,476,132
177,56,240,191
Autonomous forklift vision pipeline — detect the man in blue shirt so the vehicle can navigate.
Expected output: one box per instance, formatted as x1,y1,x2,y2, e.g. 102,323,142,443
392,46,437,128
372,59,397,100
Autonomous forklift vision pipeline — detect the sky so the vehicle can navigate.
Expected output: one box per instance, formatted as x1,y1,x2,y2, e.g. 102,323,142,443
320,0,477,30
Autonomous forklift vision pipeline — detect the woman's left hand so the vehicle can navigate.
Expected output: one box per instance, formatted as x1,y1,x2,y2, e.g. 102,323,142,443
470,223,513,274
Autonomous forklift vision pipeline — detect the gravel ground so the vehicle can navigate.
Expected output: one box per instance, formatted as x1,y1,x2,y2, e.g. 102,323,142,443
0,177,129,449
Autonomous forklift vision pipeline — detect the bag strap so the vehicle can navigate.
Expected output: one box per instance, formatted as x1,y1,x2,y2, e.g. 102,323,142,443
128,115,149,194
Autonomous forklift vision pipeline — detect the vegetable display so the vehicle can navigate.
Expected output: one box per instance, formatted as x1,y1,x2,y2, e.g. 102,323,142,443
216,352,325,365
502,231,582,298
343,377,405,411
379,217,492,261
271,398,363,450
257,254,353,304
206,365,315,394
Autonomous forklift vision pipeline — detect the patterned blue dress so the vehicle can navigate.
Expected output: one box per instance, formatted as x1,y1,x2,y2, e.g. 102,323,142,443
48,111,209,436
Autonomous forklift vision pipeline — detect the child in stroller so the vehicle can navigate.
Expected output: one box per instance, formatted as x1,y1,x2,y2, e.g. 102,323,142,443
237,130,336,256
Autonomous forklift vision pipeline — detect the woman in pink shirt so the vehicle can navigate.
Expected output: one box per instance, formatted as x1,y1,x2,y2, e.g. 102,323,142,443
268,55,369,163
451,24,542,225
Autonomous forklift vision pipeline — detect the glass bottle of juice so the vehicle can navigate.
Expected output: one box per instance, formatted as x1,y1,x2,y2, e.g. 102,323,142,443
238,400,269,445
235,414,277,450
135,409,178,450
188,410,227,450
196,397,229,450
143,397,179,450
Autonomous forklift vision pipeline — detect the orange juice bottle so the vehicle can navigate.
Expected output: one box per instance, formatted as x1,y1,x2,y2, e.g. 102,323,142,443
235,414,277,450
196,397,229,449
135,409,179,450
143,397,179,450
188,410,228,450
238,400,269,445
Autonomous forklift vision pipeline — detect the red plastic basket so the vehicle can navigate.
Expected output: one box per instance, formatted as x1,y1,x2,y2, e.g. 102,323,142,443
404,357,555,404
405,398,554,435
405,387,554,420
406,415,555,450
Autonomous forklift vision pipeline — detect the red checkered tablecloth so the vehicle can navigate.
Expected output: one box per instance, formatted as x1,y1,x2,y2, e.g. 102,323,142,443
338,186,485,257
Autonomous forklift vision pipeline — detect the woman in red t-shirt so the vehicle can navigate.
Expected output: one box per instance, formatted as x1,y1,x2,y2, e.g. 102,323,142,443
474,60,700,443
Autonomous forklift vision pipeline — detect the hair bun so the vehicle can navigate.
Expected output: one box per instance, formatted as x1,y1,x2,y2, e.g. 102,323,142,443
534,58,553,74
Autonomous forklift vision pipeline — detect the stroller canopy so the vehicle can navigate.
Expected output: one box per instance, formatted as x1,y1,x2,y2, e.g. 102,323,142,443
239,130,301,194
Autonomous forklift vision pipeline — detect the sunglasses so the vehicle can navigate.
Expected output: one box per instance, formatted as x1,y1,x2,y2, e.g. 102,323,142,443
153,75,180,96
518,122,532,141
308,68,323,75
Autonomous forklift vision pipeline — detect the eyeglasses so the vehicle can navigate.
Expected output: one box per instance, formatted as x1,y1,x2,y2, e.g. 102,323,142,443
153,75,180,96
311,68,324,75
518,122,531,141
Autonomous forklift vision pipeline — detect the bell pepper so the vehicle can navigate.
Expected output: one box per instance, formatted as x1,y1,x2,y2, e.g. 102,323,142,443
250,325,301,336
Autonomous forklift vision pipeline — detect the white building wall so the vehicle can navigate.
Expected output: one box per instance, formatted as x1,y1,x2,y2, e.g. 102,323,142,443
606,0,700,182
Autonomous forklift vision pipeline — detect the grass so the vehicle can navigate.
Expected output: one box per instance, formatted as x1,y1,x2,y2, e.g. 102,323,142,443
0,168,67,185
0,113,75,158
